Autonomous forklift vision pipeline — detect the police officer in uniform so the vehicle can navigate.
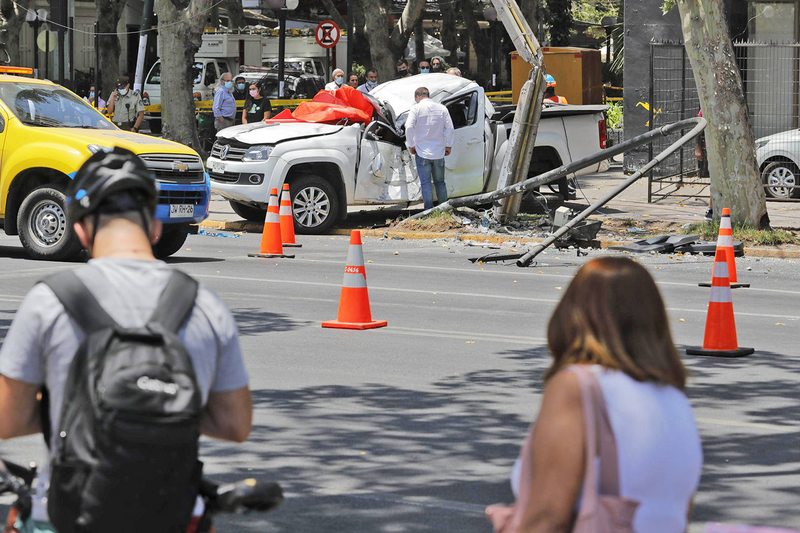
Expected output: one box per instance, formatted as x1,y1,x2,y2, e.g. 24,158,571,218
107,75,145,132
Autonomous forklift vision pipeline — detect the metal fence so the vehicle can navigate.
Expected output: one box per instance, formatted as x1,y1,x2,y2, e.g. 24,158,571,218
648,41,800,202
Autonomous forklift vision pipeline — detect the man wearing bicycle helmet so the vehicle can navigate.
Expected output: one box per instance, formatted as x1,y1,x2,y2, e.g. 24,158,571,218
0,148,251,529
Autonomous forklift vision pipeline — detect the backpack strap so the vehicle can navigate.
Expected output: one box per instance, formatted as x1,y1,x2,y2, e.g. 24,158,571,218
148,270,198,333
40,270,117,333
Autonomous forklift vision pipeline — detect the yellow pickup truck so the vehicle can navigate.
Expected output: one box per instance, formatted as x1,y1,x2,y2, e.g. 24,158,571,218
0,67,210,260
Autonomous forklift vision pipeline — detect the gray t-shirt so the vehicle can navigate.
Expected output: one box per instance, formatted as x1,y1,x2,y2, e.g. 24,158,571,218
0,258,248,520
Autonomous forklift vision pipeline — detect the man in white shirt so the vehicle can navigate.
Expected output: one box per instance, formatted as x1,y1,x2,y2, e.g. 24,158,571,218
404,87,455,209
325,68,346,91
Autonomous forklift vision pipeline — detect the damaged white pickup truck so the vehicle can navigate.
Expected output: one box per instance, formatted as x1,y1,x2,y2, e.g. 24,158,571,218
208,73,608,233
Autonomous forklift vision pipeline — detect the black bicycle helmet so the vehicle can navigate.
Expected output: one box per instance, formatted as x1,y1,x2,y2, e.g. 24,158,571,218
67,147,158,224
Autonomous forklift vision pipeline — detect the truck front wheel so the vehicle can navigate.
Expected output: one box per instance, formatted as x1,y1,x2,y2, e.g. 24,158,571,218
17,185,82,261
290,175,340,234
153,223,190,259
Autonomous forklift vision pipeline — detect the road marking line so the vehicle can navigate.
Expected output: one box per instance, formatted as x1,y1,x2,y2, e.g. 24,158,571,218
695,417,798,434
0,266,71,279
377,326,547,345
290,258,800,297
197,274,800,320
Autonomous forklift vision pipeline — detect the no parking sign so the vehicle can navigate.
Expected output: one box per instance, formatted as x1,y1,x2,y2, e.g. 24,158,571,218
315,20,340,49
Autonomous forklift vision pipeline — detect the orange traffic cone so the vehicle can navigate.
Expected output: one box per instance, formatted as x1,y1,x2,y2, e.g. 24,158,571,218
279,183,301,248
322,230,387,330
248,188,295,259
699,207,749,289
687,243,753,357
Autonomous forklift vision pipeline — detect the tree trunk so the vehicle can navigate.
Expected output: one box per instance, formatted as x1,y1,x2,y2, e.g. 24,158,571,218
462,0,489,85
358,0,395,78
320,0,347,30
350,2,370,71
96,0,125,100
388,0,427,56
546,0,571,46
439,0,459,66
0,0,28,65
676,0,767,228
156,0,209,154
223,0,245,30
358,0,427,77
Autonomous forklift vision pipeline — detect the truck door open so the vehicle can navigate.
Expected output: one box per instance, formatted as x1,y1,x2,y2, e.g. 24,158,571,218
354,121,420,203
443,91,485,197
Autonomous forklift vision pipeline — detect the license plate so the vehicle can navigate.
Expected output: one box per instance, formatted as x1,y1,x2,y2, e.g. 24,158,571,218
210,160,225,173
169,204,194,218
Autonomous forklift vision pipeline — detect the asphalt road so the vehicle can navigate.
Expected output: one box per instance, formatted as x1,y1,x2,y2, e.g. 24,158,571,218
0,232,798,531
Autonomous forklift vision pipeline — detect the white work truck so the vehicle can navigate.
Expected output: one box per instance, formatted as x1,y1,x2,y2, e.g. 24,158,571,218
208,73,608,233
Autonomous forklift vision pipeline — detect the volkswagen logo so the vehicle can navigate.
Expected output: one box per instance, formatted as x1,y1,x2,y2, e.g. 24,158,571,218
219,144,230,160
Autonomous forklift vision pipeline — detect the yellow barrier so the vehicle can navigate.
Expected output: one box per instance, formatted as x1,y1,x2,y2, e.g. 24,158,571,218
144,98,310,115
485,90,513,97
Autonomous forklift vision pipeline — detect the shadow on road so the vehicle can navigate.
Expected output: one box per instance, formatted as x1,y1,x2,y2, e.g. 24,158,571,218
201,346,552,531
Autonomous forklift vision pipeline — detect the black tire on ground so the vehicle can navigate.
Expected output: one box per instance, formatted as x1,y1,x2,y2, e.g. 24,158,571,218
148,118,162,134
153,223,191,259
229,200,266,222
761,161,800,199
17,185,83,261
289,174,340,234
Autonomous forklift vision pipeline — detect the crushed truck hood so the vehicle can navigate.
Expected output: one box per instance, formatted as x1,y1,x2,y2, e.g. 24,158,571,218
216,121,344,145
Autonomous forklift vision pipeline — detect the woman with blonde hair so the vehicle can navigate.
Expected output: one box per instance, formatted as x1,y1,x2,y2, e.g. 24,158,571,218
486,256,702,533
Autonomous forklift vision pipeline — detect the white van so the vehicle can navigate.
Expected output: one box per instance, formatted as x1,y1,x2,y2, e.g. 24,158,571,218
142,57,233,133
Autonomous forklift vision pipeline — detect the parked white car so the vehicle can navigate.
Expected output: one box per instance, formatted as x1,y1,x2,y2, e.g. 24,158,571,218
756,129,800,199
208,73,609,232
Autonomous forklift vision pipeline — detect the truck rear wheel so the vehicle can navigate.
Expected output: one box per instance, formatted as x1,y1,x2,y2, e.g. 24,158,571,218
153,223,190,259
229,200,266,222
290,174,340,234
17,185,82,261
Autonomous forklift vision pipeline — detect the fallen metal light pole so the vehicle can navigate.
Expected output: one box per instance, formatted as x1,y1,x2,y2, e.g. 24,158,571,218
515,116,706,266
406,116,706,265
411,117,706,221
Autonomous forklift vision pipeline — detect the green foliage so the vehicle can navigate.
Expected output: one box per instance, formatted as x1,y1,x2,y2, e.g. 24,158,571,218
605,102,623,129
350,63,366,77
572,0,620,24
662,0,677,15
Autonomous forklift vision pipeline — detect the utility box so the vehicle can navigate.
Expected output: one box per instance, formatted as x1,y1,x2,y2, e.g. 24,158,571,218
511,47,603,105
198,33,261,65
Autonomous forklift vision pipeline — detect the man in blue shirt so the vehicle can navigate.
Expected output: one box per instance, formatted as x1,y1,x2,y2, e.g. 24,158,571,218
212,72,236,131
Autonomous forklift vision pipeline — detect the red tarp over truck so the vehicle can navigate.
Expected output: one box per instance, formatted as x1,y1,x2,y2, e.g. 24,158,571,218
270,85,374,124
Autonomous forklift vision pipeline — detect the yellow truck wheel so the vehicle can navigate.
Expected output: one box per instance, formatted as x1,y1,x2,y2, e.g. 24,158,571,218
17,185,82,261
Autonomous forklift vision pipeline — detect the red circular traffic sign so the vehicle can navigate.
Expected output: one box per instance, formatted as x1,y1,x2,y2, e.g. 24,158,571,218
315,20,340,49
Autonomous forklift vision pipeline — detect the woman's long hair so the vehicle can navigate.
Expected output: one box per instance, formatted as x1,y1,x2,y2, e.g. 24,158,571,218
546,257,686,389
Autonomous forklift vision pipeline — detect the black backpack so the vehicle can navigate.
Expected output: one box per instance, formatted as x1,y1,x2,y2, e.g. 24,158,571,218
41,269,203,533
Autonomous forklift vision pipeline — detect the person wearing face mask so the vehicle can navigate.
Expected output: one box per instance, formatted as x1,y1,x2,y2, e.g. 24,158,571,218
213,72,236,131
107,75,145,132
241,82,272,124
325,68,346,91
232,76,248,101
430,56,448,73
395,59,410,79
84,85,106,109
347,73,360,88
417,59,431,74
357,69,379,94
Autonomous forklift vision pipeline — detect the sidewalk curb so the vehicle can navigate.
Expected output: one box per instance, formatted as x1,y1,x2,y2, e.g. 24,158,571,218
197,220,800,259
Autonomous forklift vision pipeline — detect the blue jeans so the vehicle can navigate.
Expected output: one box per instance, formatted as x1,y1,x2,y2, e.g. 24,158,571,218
415,157,447,210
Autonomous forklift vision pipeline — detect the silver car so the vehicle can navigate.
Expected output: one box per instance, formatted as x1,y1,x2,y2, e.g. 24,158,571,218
756,129,800,199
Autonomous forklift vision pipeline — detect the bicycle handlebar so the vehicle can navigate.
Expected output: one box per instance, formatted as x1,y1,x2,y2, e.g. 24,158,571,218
200,477,284,514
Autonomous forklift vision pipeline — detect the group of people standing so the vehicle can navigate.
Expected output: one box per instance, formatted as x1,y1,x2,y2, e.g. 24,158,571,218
212,71,273,131
83,75,146,133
